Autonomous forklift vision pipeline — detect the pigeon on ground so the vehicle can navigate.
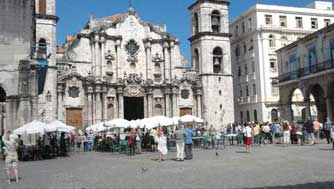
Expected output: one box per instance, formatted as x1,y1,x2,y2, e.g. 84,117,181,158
141,168,149,173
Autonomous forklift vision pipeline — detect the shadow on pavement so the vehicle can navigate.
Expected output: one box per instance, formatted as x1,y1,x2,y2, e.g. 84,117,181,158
245,181,334,189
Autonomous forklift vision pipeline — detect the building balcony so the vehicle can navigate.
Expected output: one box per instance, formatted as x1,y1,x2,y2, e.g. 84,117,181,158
250,95,258,103
277,59,334,83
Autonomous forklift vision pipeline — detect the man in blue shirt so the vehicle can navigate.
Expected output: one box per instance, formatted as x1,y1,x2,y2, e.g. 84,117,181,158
184,125,193,160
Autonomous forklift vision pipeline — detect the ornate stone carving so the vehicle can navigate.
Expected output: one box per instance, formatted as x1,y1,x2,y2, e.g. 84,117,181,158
180,89,190,99
124,85,145,97
105,50,115,63
152,53,164,63
125,39,139,63
68,86,80,98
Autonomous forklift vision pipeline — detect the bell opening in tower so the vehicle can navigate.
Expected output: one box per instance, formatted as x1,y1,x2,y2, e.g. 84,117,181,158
124,97,144,121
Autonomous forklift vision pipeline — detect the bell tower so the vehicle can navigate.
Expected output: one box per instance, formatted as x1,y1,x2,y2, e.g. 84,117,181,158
35,0,58,122
189,0,234,127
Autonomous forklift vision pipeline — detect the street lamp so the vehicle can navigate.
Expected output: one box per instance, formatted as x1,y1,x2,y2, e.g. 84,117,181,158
46,91,52,102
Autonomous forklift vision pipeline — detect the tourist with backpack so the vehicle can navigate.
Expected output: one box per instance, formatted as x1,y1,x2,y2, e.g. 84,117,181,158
324,118,332,145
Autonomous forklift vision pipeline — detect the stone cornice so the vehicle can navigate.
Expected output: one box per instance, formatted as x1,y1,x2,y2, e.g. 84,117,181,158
188,0,230,10
35,14,59,23
189,32,232,42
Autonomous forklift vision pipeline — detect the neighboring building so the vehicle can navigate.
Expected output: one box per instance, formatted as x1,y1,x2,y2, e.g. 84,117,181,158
230,1,334,123
54,0,234,129
276,23,334,123
0,0,38,133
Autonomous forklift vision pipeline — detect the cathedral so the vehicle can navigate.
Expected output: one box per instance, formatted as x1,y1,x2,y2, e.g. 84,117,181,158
0,0,234,131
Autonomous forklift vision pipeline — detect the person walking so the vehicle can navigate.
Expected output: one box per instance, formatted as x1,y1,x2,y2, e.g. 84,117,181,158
150,127,158,152
282,121,290,146
76,134,82,152
128,129,136,156
2,130,19,184
83,132,88,152
87,131,94,151
313,118,321,144
59,132,67,157
155,130,168,162
296,121,304,145
262,123,271,144
324,118,333,145
244,124,252,152
136,127,142,154
184,125,194,160
305,118,315,145
253,123,260,146
174,126,186,161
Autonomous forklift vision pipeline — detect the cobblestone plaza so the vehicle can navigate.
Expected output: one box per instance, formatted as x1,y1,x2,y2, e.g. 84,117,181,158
1,144,333,189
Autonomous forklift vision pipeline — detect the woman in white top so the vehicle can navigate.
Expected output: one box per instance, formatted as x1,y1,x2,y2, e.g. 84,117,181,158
155,130,168,162
2,130,19,184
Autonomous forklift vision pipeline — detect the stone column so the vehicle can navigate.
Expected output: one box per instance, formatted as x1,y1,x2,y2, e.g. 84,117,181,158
164,87,172,117
326,97,333,122
305,99,311,120
145,41,152,80
95,84,102,123
91,40,96,77
94,35,99,76
115,40,121,79
102,86,108,121
196,89,202,118
163,42,170,82
117,86,124,118
147,87,153,117
169,41,175,79
87,86,93,126
57,85,64,122
144,95,147,118
172,93,178,117
101,37,106,77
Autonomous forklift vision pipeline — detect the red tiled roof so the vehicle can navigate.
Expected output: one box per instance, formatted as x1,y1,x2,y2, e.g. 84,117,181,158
102,14,124,21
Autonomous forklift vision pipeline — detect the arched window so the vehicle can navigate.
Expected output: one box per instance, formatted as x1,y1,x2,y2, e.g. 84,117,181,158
0,86,6,102
38,38,47,57
154,63,161,73
193,13,199,34
213,47,223,73
211,10,221,33
194,49,200,71
39,0,46,15
281,36,288,47
269,34,275,47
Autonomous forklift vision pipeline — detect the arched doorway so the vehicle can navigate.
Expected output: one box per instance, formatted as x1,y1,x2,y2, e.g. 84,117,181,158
271,109,278,122
290,88,317,122
0,86,7,134
308,84,326,122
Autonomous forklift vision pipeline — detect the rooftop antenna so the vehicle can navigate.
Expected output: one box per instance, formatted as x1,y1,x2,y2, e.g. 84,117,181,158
128,0,132,8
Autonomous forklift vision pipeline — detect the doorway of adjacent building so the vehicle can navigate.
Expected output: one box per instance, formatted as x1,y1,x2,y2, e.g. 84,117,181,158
66,108,83,130
124,97,144,120
180,108,192,116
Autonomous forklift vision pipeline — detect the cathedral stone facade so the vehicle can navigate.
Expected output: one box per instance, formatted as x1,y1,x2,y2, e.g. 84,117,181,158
1,0,234,131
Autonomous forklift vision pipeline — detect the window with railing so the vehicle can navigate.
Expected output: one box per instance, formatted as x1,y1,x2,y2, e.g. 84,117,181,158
265,15,272,25
296,17,303,28
311,18,318,29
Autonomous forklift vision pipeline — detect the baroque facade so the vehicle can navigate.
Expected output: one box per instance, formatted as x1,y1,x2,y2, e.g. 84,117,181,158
230,1,334,123
53,0,234,129
0,0,235,131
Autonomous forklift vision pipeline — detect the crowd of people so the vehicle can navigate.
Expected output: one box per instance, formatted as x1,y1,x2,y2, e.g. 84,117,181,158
1,117,334,184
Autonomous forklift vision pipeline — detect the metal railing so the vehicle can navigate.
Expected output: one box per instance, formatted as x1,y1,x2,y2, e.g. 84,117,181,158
278,59,334,83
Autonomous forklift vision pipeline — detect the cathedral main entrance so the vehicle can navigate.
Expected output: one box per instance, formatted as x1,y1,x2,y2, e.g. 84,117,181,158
124,97,144,121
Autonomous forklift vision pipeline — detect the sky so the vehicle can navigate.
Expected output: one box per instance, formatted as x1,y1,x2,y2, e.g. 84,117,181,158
56,0,330,61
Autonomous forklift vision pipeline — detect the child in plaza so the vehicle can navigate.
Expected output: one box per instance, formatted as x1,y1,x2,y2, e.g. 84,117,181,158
2,130,19,184
155,129,167,162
